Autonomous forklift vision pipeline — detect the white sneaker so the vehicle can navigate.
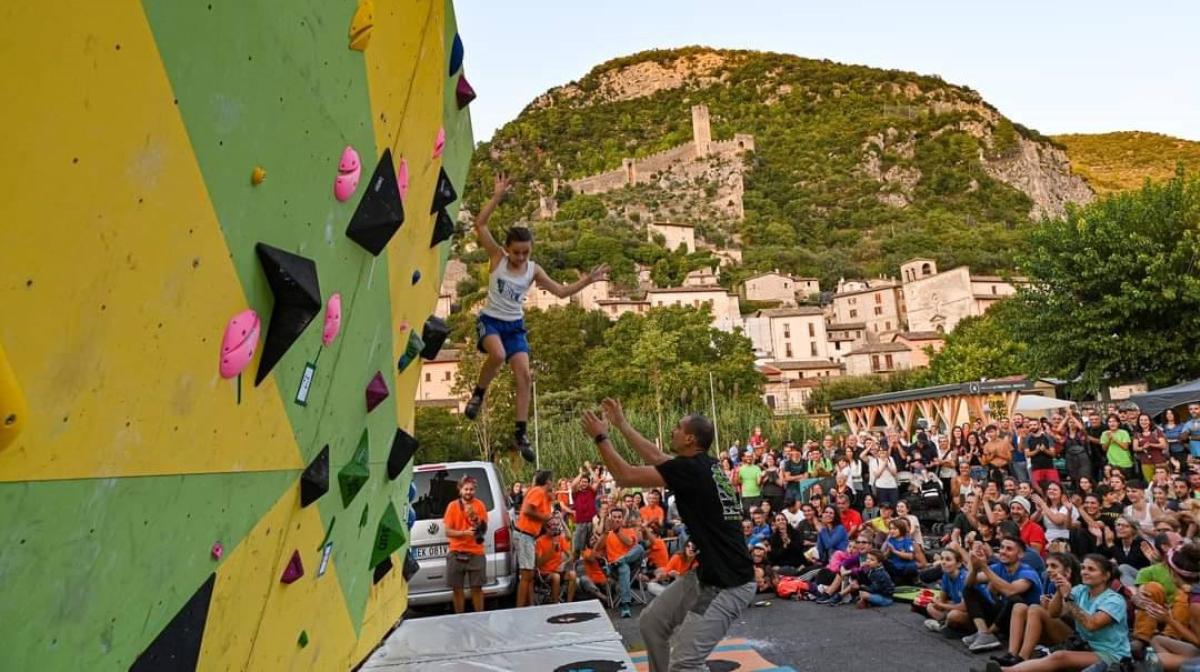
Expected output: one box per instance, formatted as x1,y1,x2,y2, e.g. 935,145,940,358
961,632,979,646
924,618,946,632
969,632,1002,652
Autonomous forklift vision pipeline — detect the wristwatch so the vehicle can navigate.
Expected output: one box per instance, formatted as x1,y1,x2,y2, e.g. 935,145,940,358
593,433,608,445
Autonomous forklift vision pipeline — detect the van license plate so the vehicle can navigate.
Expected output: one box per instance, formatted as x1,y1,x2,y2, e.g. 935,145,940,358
415,543,449,560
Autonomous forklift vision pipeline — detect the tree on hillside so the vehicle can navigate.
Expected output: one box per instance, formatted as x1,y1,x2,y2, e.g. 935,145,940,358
581,306,763,420
922,300,1031,385
1006,171,1200,391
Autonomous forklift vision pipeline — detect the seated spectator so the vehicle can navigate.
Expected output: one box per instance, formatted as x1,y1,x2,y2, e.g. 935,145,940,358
768,512,806,570
1030,483,1076,549
782,497,805,529
1124,482,1162,536
794,502,819,550
963,537,1043,653
986,554,1130,672
1009,496,1048,558
882,518,918,585
577,548,609,605
1132,534,1194,657
986,552,1080,667
925,546,971,632
815,506,848,565
647,540,698,597
836,492,863,538
751,543,778,594
1147,543,1200,670
643,521,670,574
595,506,645,618
535,518,577,604
860,493,880,522
895,499,928,566
814,532,873,605
952,493,984,541
747,508,771,547
1103,514,1151,585
639,489,666,528
852,550,895,610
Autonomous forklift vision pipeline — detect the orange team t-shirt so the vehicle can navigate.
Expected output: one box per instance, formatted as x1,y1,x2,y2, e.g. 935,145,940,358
443,498,488,555
646,537,669,569
640,504,665,526
664,553,697,576
604,529,636,564
517,487,551,536
536,534,570,573
581,549,606,585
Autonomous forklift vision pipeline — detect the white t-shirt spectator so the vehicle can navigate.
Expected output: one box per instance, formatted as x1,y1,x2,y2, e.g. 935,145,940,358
1043,503,1078,542
869,456,898,489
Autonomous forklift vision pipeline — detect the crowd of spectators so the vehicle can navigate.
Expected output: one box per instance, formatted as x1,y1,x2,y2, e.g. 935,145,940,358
508,403,1200,671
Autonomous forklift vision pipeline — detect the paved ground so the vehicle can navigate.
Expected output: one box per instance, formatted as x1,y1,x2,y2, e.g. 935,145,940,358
609,598,982,672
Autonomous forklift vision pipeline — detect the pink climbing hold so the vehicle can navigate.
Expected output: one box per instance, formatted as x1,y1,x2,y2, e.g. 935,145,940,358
281,549,304,584
334,145,361,202
211,542,223,560
365,371,390,412
396,158,410,202
219,309,260,379
322,293,342,347
432,127,445,159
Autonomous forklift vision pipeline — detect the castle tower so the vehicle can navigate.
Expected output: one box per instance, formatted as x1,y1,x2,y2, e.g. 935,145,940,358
692,104,712,158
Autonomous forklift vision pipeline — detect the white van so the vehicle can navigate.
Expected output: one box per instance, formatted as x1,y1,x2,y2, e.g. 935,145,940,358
406,461,516,607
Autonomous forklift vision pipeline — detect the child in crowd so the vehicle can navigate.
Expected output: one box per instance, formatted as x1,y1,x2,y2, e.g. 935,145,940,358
854,550,896,609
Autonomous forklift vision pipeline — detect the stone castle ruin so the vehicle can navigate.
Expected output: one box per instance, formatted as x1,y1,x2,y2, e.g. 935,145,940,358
538,105,754,222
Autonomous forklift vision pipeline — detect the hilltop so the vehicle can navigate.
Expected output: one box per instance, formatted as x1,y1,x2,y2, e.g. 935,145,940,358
1054,131,1200,194
464,47,1098,286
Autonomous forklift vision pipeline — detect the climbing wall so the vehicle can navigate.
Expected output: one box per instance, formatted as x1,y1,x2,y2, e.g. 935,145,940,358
0,0,473,669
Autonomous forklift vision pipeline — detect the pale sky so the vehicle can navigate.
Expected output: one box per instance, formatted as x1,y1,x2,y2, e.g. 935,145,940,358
456,0,1199,143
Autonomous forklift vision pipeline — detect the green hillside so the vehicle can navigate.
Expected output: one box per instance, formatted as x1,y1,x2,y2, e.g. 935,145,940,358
1055,131,1200,194
464,47,1093,288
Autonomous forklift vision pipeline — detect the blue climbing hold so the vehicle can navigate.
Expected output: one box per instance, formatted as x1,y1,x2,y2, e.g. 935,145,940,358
411,269,421,285
408,481,417,502
449,34,463,76
406,505,416,530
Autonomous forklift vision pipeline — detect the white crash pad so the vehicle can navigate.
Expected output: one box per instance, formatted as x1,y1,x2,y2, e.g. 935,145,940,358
360,600,634,671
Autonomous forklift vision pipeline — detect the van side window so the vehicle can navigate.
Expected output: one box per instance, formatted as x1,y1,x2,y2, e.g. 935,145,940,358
411,467,495,519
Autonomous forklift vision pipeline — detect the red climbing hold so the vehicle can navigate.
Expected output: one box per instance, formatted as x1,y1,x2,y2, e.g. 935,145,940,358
456,74,476,109
280,550,304,584
365,371,389,412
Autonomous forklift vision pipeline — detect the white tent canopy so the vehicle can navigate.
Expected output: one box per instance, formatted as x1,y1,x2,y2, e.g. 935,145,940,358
1013,394,1075,416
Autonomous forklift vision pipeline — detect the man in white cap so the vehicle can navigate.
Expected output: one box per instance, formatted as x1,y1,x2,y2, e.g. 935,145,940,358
1008,495,1046,558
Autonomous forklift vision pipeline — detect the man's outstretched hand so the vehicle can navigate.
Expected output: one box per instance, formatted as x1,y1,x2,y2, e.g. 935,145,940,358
586,263,610,283
600,398,627,429
581,409,609,440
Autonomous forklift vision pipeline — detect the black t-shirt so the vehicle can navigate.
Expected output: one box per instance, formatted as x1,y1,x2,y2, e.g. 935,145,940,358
1027,433,1054,469
657,453,754,587
1099,503,1123,530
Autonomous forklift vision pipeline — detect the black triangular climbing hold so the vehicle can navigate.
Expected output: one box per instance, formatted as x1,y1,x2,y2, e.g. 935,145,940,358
346,148,405,256
420,316,450,361
387,427,419,480
402,549,420,582
130,573,216,672
254,243,322,386
429,167,457,214
429,208,454,248
372,556,393,584
300,445,329,507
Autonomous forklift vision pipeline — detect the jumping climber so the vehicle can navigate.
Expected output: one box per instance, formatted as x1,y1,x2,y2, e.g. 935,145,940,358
465,174,608,462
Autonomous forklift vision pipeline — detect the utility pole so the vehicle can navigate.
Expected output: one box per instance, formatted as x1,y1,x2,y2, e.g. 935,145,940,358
708,371,720,450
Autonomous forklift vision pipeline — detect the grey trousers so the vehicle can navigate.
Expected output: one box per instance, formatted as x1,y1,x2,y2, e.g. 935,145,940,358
639,571,755,672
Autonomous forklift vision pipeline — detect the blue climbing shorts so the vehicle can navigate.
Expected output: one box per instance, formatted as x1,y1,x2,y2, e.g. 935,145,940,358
476,314,529,361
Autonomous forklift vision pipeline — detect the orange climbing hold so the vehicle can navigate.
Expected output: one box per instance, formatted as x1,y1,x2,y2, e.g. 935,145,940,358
250,166,266,185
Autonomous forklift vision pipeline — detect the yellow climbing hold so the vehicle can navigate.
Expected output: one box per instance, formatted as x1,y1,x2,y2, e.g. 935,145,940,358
251,166,267,185
0,342,28,451
348,0,374,51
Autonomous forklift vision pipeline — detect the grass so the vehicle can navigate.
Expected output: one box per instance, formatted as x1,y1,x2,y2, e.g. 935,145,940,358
1054,131,1200,194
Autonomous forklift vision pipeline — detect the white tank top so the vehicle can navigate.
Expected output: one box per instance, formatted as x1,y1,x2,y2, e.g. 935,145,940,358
481,256,537,321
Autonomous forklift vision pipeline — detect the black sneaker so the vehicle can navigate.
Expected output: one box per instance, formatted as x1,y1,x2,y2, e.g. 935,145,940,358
515,435,535,463
990,652,1022,667
464,391,484,420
